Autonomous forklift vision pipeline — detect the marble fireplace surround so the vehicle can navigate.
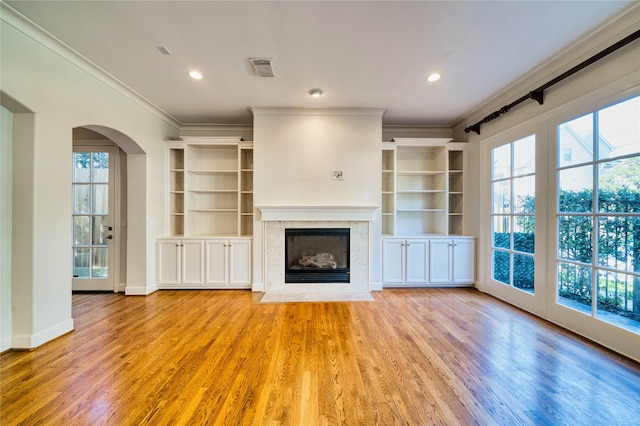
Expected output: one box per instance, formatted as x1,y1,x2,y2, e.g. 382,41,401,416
257,206,377,302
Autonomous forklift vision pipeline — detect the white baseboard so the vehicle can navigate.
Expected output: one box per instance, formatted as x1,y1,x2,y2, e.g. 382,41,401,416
1,336,11,352
125,283,158,296
370,281,383,291
12,318,74,349
116,282,127,293
252,282,265,292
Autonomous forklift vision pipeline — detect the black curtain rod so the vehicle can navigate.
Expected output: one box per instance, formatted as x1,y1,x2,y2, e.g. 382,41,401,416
464,28,640,135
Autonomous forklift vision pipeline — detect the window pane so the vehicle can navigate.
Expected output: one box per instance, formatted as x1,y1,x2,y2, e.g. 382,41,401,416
73,247,90,278
596,270,640,333
558,165,593,212
513,135,535,176
558,216,592,264
92,216,108,245
558,113,593,167
73,216,90,246
92,247,108,278
92,184,108,214
514,254,534,293
598,157,640,212
514,216,535,254
493,250,510,285
73,184,91,214
492,180,510,214
598,96,640,160
597,216,640,274
493,216,510,249
492,144,511,180
92,152,109,183
557,261,592,314
73,153,91,182
513,175,535,213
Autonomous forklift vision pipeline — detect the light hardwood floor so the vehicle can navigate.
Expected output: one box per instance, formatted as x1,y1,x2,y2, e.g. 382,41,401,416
2,289,639,425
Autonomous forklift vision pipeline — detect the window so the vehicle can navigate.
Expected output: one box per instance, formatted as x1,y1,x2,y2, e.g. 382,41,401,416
556,95,640,333
491,135,536,293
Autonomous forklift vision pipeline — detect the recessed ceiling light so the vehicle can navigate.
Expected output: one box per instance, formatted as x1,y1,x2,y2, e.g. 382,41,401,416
188,70,203,80
308,88,323,97
427,73,441,82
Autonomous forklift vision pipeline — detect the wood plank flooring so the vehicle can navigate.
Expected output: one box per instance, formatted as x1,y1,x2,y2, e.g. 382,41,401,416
2,289,639,425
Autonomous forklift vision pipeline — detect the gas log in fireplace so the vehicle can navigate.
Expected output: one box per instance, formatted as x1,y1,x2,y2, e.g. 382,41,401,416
285,228,350,283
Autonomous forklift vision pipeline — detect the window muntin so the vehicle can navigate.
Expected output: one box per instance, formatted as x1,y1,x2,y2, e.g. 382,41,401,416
491,135,536,294
556,95,640,333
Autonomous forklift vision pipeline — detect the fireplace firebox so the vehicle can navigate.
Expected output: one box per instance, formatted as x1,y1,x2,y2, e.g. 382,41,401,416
285,228,350,283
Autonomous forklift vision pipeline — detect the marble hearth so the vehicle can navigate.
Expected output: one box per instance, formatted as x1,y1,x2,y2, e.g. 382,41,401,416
257,206,377,302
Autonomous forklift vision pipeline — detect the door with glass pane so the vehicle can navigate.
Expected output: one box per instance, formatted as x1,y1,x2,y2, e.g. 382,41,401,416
72,147,115,291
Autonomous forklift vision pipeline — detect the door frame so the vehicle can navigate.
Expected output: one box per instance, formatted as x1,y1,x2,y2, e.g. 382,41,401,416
72,141,121,292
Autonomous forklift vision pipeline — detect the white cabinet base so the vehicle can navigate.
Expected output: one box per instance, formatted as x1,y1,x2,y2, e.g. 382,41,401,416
157,237,251,289
382,237,475,288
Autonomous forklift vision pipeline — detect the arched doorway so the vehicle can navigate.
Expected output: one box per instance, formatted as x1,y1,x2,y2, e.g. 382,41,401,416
72,125,145,293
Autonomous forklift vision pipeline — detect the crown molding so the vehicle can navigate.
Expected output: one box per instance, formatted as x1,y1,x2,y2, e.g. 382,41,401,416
250,107,386,117
452,2,640,135
1,2,181,129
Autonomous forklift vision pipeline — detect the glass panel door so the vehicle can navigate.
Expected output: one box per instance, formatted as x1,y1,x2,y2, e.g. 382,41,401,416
72,147,114,291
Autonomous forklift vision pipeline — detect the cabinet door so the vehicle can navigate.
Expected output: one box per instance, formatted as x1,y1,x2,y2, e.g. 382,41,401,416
229,239,252,287
157,240,181,286
429,239,453,283
405,240,429,284
382,239,405,284
452,238,475,284
205,240,228,285
182,240,205,285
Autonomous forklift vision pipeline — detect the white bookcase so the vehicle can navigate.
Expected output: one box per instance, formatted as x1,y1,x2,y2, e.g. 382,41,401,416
165,137,253,237
381,138,474,287
160,137,253,289
381,144,395,236
168,147,185,236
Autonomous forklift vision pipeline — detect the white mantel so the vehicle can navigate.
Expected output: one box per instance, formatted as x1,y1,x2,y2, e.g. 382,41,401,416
256,205,378,222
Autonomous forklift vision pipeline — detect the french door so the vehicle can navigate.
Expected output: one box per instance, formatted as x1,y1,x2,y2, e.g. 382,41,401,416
72,146,115,291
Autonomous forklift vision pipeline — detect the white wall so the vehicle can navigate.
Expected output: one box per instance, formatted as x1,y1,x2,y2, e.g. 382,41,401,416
1,6,178,348
453,6,640,361
253,108,383,207
252,108,384,290
0,106,13,352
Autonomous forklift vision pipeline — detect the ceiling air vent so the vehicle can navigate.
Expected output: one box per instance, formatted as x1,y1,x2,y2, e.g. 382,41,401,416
249,58,276,77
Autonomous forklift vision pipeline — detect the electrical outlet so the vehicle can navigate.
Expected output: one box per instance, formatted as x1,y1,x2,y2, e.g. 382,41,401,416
332,170,344,180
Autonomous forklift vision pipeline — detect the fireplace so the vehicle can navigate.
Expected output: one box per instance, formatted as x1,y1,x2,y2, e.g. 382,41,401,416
285,228,350,283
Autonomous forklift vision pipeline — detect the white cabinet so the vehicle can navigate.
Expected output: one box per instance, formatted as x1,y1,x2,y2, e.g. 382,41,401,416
205,239,252,288
428,239,453,284
428,237,475,285
157,239,205,287
382,239,429,286
382,237,475,287
451,238,475,284
157,238,251,289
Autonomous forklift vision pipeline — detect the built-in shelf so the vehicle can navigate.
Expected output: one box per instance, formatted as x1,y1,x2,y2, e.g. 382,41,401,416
165,138,253,237
383,139,467,236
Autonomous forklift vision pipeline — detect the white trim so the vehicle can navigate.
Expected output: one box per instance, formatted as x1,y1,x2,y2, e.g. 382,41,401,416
11,319,74,349
0,2,181,129
257,205,378,222
250,107,386,117
125,284,158,296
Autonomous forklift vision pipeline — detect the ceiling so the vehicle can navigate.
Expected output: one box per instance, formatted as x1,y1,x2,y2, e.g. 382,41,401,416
5,1,634,126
